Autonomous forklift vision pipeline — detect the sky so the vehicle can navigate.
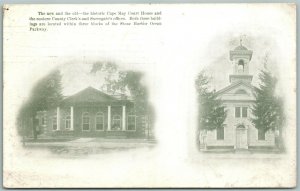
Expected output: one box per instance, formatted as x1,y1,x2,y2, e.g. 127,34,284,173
58,30,284,98
60,62,107,96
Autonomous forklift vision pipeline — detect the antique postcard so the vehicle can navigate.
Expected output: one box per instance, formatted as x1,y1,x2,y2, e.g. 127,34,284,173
3,4,296,188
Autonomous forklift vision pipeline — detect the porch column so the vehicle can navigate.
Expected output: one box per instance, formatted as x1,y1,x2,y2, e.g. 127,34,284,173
70,106,74,130
56,107,60,130
122,105,126,131
107,105,111,131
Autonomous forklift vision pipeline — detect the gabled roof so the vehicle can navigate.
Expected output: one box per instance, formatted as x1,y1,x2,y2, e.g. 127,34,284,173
61,86,120,105
215,80,255,96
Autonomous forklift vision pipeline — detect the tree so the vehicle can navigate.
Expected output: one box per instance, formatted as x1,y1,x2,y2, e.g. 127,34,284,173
195,71,227,148
17,69,63,140
251,69,285,150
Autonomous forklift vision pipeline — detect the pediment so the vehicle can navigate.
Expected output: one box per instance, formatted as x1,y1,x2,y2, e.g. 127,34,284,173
215,81,255,101
62,86,118,104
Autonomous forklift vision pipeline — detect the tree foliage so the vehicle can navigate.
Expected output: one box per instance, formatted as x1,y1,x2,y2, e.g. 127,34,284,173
90,62,154,121
17,69,63,138
195,71,227,131
251,69,285,133
30,69,63,110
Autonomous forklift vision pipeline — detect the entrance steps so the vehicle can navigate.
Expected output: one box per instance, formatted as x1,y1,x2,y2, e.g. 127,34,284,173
199,144,206,150
234,149,251,154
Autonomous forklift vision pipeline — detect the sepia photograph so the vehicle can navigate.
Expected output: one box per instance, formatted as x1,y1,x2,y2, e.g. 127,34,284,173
17,61,156,155
196,37,285,153
3,3,296,188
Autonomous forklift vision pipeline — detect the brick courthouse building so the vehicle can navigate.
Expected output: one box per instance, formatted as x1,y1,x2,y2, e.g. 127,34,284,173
34,86,150,138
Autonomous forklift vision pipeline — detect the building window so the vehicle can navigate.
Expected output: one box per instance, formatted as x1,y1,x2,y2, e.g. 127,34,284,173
258,129,265,140
235,107,241,118
82,112,90,131
52,116,57,130
235,107,247,118
127,114,136,131
96,112,104,131
242,107,247,118
112,115,121,130
217,126,224,140
65,115,71,130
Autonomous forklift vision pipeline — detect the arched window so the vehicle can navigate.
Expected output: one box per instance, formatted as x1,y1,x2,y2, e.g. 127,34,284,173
237,124,245,129
95,112,104,131
52,116,57,130
127,113,136,131
112,115,121,130
38,111,46,126
41,116,46,126
65,115,71,130
82,112,90,131
238,59,245,73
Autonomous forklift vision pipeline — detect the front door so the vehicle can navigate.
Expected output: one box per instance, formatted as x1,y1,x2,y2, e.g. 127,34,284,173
236,126,248,149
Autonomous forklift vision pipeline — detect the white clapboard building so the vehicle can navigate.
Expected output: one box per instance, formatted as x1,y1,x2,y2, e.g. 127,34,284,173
201,43,276,150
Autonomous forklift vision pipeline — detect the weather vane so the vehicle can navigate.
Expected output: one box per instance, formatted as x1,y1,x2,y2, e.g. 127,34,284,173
239,34,246,46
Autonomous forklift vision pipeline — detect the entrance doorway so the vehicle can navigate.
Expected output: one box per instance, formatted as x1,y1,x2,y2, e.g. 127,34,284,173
236,125,248,149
